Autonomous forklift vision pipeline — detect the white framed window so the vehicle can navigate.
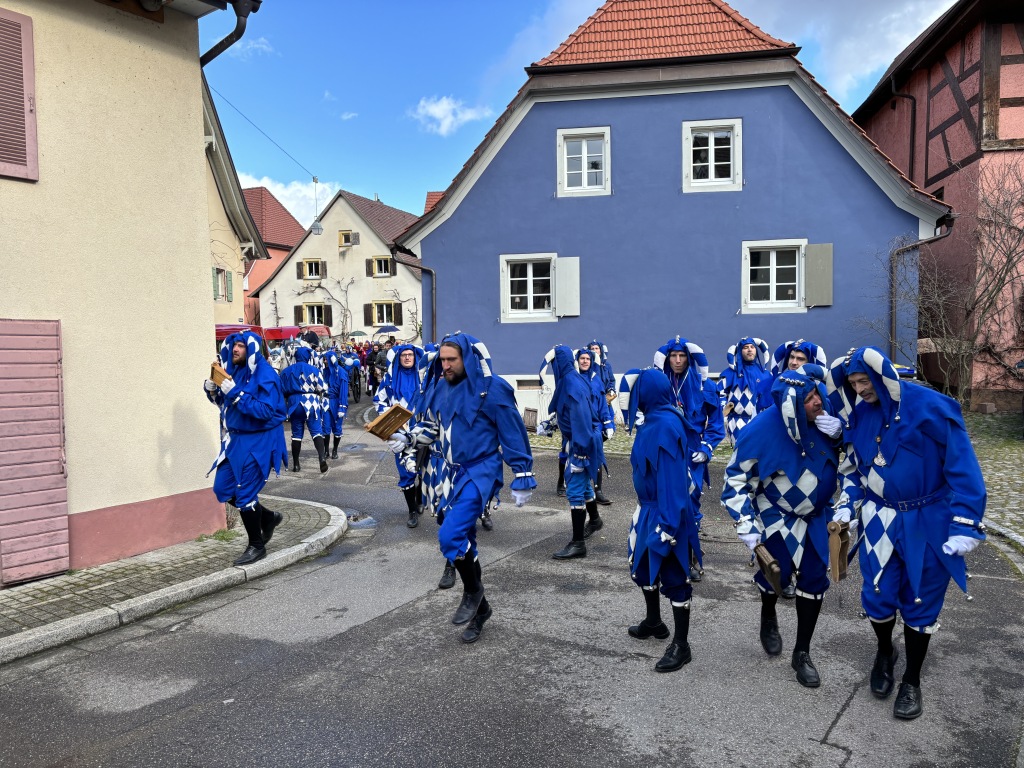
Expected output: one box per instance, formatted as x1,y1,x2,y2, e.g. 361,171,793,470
303,260,322,279
304,303,325,324
741,239,807,314
556,127,611,197
212,267,233,302
683,118,742,193
374,258,392,277
374,302,394,325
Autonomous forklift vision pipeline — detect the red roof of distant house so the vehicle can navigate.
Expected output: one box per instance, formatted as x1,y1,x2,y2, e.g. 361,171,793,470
242,187,306,249
424,192,445,215
532,0,794,68
339,190,419,245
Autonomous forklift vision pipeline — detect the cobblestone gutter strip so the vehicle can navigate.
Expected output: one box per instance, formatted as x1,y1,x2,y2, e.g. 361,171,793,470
0,500,347,666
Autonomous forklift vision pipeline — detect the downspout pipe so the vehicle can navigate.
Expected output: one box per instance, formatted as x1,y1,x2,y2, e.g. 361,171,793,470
888,212,957,360
200,0,262,68
393,246,437,343
890,74,917,181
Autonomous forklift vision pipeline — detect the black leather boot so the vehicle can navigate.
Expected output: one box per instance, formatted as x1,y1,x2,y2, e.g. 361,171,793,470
451,557,485,625
331,435,340,460
234,505,266,565
403,487,419,528
583,499,603,538
313,435,329,473
553,507,587,559
556,458,566,496
438,560,457,589
258,502,283,545
291,439,301,472
594,467,611,505
460,598,492,644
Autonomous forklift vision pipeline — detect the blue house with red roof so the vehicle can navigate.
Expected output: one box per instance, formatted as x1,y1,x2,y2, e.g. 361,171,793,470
396,0,951,398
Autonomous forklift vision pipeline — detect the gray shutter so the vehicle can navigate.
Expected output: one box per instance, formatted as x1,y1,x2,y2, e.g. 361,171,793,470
804,243,833,307
390,258,397,275
366,259,373,277
212,267,219,299
364,304,373,325
554,257,580,317
296,262,303,279
294,305,303,324
320,260,327,278
225,271,233,302
352,232,360,246
324,304,333,328
0,8,38,181
394,302,403,326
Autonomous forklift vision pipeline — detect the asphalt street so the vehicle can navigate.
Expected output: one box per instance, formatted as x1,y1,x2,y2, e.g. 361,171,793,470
1,401,1023,768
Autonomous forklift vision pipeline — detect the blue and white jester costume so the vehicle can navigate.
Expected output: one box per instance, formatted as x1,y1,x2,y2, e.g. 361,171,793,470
718,337,771,443
578,346,616,505
721,365,839,686
654,337,725,535
411,333,537,642
279,346,329,473
757,339,827,411
827,347,986,717
618,367,700,672
586,339,616,396
323,349,358,454
375,344,427,526
205,330,288,563
540,345,604,558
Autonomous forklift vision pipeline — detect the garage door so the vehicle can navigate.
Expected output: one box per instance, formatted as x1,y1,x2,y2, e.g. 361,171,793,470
0,319,69,586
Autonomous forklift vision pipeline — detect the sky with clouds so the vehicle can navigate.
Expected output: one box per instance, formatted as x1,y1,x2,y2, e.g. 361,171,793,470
200,0,958,226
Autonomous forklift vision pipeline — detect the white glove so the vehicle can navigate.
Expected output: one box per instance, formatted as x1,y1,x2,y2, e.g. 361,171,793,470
511,489,532,507
536,420,553,437
815,413,843,438
203,379,218,392
833,509,852,524
387,433,408,454
942,535,980,557
569,462,585,474
634,413,645,426
691,451,708,464
739,533,760,551
219,378,235,397
604,427,614,440
401,455,417,474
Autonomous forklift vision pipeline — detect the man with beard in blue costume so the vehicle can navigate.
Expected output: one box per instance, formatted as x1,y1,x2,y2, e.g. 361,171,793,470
828,347,986,720
322,347,358,459
718,337,772,444
406,332,536,643
539,345,605,560
722,365,840,688
619,367,701,672
279,346,329,474
577,347,616,506
654,337,724,582
375,343,427,529
204,330,288,565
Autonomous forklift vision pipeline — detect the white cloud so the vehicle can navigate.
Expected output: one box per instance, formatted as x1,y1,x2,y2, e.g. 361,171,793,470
340,112,358,121
410,96,493,137
726,0,959,106
238,172,340,228
227,36,275,60
323,90,337,102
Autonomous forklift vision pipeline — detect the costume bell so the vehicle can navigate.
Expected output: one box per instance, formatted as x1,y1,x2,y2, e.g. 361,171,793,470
718,337,771,443
828,347,986,720
279,346,329,474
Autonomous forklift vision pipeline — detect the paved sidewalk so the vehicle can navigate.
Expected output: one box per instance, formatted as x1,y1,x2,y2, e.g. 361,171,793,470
0,496,346,665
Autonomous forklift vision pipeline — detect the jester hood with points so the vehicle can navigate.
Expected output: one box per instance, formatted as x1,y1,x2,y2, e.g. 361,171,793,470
654,336,709,418
375,344,424,411
540,345,603,476
279,346,327,419
585,339,615,393
725,337,770,382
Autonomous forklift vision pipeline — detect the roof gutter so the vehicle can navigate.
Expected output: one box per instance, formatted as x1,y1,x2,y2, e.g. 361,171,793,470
200,0,262,67
393,245,436,343
889,212,957,360
524,46,800,76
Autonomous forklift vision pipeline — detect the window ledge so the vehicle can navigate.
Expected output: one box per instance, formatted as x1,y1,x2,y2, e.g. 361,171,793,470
740,305,808,315
500,313,558,324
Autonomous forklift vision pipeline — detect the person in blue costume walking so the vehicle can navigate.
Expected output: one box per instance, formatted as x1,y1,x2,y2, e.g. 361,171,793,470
578,346,616,505
375,343,427,529
401,332,536,643
654,337,724,582
204,330,288,565
539,345,605,560
722,365,843,688
718,337,772,444
828,347,986,721
278,346,329,474
323,347,359,459
618,367,701,672
586,340,616,504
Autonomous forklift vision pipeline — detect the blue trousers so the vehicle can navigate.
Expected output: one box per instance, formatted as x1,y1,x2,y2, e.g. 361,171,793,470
753,531,829,598
438,481,482,562
860,544,951,630
565,467,595,507
289,410,323,441
212,456,267,511
325,396,346,437
631,548,693,603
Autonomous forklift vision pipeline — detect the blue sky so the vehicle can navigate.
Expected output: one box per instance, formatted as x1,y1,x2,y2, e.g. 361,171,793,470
199,0,958,226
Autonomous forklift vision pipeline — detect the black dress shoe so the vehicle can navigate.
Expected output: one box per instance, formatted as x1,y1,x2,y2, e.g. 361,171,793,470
452,587,485,625
330,448,339,459
407,512,419,529
262,511,283,544
893,682,923,720
628,620,670,640
594,490,612,506
870,648,899,699
760,616,783,656
583,517,603,538
552,540,587,560
791,650,821,687
480,513,494,531
319,456,329,474
438,563,457,590
460,605,493,644
233,545,266,566
291,460,300,472
655,642,692,672
781,583,797,599
556,485,566,497
689,567,702,583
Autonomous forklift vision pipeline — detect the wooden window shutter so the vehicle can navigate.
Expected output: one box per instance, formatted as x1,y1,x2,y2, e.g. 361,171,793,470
324,304,333,327
294,305,303,324
804,244,833,307
320,260,327,278
366,259,374,277
363,303,373,325
296,261,303,279
352,232,360,246
226,271,233,302
390,258,397,275
212,268,220,299
0,8,38,182
394,302,403,326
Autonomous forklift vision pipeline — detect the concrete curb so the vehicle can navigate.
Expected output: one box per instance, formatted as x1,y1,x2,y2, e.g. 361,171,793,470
987,520,1024,551
0,498,347,667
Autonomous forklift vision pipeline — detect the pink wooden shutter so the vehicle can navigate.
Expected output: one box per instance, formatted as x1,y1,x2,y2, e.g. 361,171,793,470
0,7,39,182
0,319,69,585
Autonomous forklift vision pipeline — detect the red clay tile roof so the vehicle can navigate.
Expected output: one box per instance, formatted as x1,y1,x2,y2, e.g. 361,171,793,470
339,190,419,246
533,0,794,68
424,191,445,215
242,187,306,249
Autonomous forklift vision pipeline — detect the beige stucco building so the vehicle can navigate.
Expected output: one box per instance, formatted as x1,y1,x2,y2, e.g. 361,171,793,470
0,0,261,580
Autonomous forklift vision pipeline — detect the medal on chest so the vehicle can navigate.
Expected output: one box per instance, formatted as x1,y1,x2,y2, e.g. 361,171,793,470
873,436,887,467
